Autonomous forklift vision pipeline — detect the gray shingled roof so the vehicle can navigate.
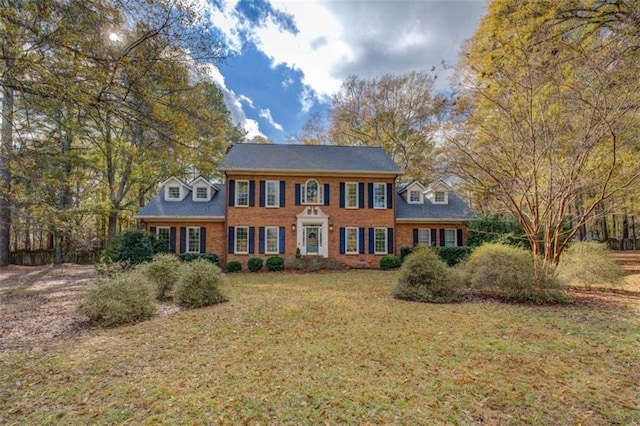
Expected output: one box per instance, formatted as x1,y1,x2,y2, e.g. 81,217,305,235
395,192,474,220
219,143,401,174
135,185,226,218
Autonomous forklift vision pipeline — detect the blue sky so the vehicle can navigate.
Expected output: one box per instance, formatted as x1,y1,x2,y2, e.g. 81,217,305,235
197,0,487,143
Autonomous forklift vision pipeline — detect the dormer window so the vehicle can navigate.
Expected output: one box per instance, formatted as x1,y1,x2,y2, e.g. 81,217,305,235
409,189,423,204
434,191,446,204
195,187,208,200
167,186,180,200
302,179,321,204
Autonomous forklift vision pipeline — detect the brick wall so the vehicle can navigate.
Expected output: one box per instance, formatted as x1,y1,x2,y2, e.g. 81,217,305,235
396,223,468,249
144,221,226,260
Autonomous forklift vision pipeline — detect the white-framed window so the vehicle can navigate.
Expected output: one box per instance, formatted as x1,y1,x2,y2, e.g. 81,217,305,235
235,226,249,254
266,181,279,207
167,186,180,199
157,226,170,246
373,183,386,209
266,226,279,254
302,179,321,204
345,182,358,209
374,227,388,254
434,191,446,204
346,227,358,254
195,187,208,200
236,180,249,207
418,228,431,246
444,229,457,247
409,190,422,204
187,227,200,253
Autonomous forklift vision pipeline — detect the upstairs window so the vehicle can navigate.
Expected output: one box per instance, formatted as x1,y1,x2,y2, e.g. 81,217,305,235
236,180,249,207
345,182,358,209
409,190,422,203
266,181,279,207
167,186,180,200
434,191,446,204
303,179,321,204
195,187,208,200
373,183,386,209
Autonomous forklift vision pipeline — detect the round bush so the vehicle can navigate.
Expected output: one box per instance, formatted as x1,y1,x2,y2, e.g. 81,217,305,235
248,257,264,272
138,253,181,300
226,260,242,273
77,269,156,327
392,247,461,303
266,256,284,272
558,241,624,287
463,243,569,304
380,255,401,270
174,259,228,308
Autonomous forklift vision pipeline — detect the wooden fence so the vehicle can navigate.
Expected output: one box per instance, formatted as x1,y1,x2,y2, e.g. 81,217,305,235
10,250,100,266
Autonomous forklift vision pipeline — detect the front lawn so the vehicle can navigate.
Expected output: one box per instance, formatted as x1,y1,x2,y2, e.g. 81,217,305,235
1,270,639,424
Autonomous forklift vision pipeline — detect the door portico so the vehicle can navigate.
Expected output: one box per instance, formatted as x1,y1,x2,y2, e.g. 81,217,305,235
296,206,329,257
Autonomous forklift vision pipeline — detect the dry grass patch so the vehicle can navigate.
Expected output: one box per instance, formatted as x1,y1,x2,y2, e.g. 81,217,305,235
1,270,639,424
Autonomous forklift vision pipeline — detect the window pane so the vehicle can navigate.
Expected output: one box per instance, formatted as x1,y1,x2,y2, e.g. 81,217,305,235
196,187,208,199
237,181,249,206
168,186,180,199
435,191,445,203
188,228,200,252
410,190,421,202
374,228,387,253
304,179,319,204
346,228,358,254
266,181,279,207
374,183,386,208
266,227,278,253
445,229,457,247
418,228,430,246
346,183,358,208
236,227,248,253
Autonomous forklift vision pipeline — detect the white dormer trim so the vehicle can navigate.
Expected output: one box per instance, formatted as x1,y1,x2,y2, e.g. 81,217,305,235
161,176,190,202
189,175,218,202
425,179,451,205
398,180,427,204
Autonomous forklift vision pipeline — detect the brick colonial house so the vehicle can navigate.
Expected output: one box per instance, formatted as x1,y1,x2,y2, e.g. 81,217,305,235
135,144,473,268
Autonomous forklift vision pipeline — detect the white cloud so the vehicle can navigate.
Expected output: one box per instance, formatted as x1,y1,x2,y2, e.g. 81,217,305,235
299,86,314,114
259,108,284,131
238,94,255,108
281,77,294,88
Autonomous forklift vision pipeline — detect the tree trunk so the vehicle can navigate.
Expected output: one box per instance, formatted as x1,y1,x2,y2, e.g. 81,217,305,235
0,82,13,266
54,123,73,264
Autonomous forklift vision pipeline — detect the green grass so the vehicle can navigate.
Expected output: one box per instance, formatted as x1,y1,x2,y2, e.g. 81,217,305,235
1,270,639,424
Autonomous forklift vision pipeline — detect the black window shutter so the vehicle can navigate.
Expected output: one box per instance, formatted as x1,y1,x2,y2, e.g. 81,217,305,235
324,184,330,206
279,227,285,254
339,182,345,208
457,229,464,247
430,229,437,247
258,227,265,254
387,228,394,254
259,180,265,207
179,227,186,253
359,228,365,254
200,227,206,253
249,180,255,207
387,183,393,209
358,183,365,208
369,228,375,254
249,227,255,254
169,227,177,253
295,183,301,205
368,183,374,208
280,181,286,207
228,179,235,207
413,228,418,246
440,229,445,247
228,227,235,253
150,226,156,235
339,227,345,254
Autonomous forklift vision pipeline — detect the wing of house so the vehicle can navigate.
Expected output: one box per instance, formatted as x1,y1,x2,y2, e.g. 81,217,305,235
135,144,474,268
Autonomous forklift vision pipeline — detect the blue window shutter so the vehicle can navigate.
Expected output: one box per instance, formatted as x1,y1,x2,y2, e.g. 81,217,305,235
440,229,445,247
228,180,235,206
359,228,365,254
431,229,437,247
228,227,235,253
259,180,265,207
249,180,255,207
358,183,365,208
368,183,373,208
200,227,206,253
339,227,345,254
249,227,255,254
295,183,301,205
413,228,418,246
387,228,394,254
387,183,393,209
169,227,176,253
369,228,374,254
279,227,285,254
324,184,330,206
280,181,286,207
150,226,156,235
258,227,265,254
457,229,464,247
339,182,345,208
179,227,186,253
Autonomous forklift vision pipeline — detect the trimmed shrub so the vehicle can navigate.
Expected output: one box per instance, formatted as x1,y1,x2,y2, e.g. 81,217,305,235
138,253,181,300
226,260,242,273
380,255,401,270
463,243,569,304
399,246,414,262
392,247,461,303
174,259,228,308
77,269,156,327
436,246,473,266
102,229,155,266
177,252,219,265
266,256,285,272
248,257,264,272
558,241,624,287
